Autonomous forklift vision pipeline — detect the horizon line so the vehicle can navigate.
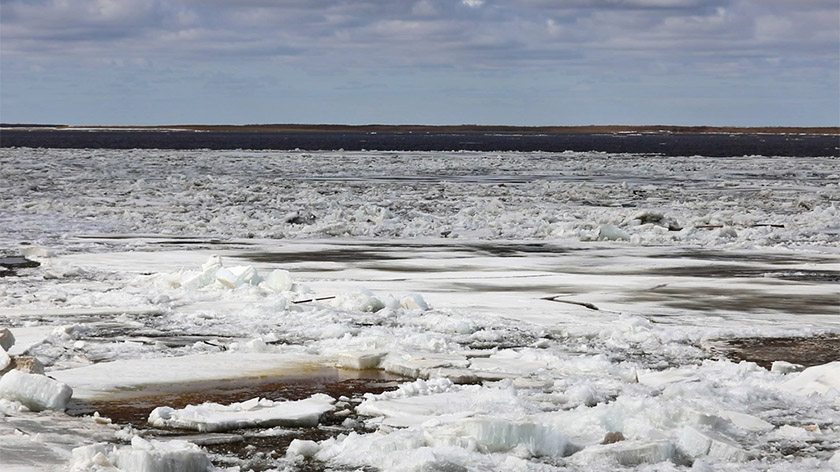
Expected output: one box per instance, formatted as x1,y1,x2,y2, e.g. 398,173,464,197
3,123,839,134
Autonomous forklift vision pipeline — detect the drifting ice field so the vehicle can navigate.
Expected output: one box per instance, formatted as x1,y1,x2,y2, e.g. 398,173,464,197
0,147,839,472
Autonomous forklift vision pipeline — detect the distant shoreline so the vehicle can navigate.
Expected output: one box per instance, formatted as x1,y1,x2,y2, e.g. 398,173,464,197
2,123,839,135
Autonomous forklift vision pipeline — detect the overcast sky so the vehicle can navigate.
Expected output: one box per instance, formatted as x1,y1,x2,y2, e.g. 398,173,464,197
1,0,838,126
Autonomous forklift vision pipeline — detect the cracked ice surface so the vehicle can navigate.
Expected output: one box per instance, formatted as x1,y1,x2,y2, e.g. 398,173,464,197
1,148,838,247
0,148,839,471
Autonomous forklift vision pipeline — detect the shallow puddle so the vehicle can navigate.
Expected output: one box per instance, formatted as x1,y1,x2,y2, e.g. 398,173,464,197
67,368,407,471
68,367,404,426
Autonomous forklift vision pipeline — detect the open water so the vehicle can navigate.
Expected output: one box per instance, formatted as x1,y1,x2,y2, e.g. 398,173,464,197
2,128,838,157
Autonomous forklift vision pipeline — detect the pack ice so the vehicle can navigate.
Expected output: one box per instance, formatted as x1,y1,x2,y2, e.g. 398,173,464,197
1,148,839,471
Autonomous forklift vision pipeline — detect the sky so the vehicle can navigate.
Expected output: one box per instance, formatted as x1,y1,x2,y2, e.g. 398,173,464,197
1,0,838,127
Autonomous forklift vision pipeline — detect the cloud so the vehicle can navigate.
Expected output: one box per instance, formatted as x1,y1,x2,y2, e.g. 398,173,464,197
412,1,438,16
2,0,836,74
0,0,837,125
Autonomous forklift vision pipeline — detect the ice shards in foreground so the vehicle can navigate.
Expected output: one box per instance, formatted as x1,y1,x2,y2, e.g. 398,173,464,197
311,362,840,470
70,436,210,472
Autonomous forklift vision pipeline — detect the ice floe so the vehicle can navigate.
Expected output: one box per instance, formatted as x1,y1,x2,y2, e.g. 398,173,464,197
0,369,72,412
50,352,326,399
0,330,73,413
70,436,211,472
149,393,336,432
569,440,677,467
780,361,840,397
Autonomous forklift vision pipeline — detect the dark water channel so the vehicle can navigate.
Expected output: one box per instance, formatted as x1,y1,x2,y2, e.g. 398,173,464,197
4,129,838,157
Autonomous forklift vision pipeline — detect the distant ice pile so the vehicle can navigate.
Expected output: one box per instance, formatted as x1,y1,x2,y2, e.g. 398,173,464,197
1,148,837,248
168,254,296,293
329,289,430,313
161,255,430,318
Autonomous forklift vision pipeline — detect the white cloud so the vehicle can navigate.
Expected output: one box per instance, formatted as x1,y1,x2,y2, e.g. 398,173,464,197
624,0,704,7
1,0,837,125
0,0,836,78
754,15,793,42
546,18,561,35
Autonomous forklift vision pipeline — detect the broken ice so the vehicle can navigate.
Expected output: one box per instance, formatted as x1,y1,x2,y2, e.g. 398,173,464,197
149,394,336,432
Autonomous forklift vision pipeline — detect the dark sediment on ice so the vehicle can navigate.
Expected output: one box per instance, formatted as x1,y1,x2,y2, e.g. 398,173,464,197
710,334,840,369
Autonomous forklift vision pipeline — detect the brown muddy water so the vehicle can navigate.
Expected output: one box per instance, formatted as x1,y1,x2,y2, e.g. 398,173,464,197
67,368,407,471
